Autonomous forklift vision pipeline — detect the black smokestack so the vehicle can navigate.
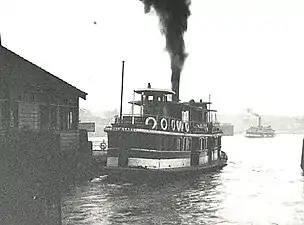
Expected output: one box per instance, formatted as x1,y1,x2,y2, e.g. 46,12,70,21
139,0,191,101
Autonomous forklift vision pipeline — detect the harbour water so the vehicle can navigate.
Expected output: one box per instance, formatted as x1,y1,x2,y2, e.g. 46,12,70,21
62,134,304,224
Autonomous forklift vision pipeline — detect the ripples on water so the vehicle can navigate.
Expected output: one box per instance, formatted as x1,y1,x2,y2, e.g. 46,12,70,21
63,134,304,225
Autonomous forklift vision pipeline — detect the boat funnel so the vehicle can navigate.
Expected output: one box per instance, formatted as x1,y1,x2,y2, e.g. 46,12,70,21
171,69,180,102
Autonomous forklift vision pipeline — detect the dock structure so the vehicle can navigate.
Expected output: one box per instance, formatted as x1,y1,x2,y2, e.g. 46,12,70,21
0,35,93,225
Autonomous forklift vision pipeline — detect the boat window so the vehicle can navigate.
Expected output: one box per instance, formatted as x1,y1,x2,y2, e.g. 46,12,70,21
214,137,218,146
157,96,162,102
160,136,170,151
177,138,182,151
200,138,204,150
167,94,172,102
168,137,176,151
204,138,208,149
148,96,153,101
184,138,191,151
140,133,155,149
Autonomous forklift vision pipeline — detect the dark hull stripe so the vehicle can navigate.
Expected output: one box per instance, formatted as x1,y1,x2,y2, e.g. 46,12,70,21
107,148,191,159
105,127,222,137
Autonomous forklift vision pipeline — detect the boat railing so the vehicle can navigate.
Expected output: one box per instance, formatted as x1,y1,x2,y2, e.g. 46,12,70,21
190,121,222,134
111,114,222,134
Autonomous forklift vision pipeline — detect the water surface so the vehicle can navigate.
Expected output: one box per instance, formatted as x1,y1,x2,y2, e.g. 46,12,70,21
63,134,304,224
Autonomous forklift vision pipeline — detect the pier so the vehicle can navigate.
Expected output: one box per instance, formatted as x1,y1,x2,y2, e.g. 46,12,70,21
0,37,98,225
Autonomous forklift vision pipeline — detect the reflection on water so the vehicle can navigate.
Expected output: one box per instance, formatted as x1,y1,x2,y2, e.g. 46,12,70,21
63,134,304,225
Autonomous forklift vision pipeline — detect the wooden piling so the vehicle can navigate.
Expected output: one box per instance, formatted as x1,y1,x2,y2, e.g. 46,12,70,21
301,138,304,171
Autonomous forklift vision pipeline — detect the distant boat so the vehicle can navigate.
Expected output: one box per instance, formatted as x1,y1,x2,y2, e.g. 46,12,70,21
245,115,275,138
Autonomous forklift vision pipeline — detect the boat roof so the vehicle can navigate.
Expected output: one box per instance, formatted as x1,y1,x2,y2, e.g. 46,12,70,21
134,88,175,95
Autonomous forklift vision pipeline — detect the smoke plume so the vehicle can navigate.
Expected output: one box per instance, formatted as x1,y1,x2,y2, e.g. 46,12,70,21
139,0,191,101
247,109,260,118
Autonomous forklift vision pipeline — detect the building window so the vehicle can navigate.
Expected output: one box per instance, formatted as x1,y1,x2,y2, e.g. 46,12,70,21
59,107,68,131
50,106,58,130
68,108,78,130
0,101,9,130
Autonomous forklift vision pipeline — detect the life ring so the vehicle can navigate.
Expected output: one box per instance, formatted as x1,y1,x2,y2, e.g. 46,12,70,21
184,122,190,133
100,142,107,150
176,120,183,132
160,118,168,130
171,119,176,131
145,117,157,129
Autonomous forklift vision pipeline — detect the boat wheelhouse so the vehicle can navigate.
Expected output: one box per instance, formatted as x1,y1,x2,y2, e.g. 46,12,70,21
104,82,228,180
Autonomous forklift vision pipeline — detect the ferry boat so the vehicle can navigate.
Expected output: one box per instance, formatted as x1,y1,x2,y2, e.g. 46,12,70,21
245,116,275,138
104,62,228,181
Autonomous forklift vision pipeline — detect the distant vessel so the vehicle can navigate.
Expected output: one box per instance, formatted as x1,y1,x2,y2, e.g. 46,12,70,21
103,62,228,181
245,110,275,138
219,123,234,136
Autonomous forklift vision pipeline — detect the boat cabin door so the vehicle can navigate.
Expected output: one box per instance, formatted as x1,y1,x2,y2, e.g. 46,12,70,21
190,138,200,166
118,135,128,167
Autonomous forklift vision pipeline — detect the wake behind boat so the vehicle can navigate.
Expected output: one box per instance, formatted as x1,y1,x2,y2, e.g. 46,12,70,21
103,62,228,181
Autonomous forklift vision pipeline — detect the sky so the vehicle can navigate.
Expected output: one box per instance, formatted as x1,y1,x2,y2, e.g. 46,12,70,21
1,0,304,116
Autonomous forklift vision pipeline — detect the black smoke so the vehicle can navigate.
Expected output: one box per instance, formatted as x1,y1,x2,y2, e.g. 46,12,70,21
139,0,191,101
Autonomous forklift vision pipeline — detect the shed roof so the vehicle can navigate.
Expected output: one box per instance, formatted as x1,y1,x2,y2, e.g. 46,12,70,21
0,44,87,99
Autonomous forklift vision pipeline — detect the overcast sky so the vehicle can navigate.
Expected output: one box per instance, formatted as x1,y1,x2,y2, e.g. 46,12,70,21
1,0,304,116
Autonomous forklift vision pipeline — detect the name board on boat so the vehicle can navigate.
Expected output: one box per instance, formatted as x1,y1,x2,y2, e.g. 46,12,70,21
79,122,95,132
145,116,190,133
